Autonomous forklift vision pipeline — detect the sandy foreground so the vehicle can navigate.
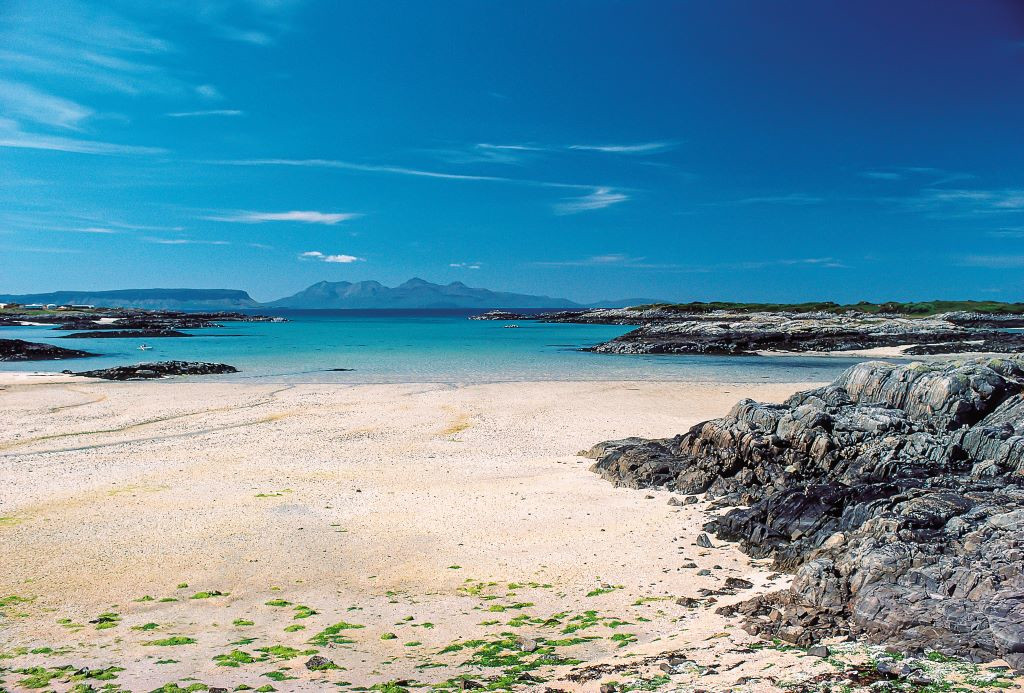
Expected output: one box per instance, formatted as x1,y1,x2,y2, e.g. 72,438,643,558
0,376,1010,692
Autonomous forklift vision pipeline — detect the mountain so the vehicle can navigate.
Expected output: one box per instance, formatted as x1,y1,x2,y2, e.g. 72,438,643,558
0,289,260,311
266,278,583,309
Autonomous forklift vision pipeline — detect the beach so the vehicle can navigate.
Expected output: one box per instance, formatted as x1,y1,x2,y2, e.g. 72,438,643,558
1,376,833,691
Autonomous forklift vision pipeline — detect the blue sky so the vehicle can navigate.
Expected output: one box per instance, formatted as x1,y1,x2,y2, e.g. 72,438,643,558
1,0,1023,303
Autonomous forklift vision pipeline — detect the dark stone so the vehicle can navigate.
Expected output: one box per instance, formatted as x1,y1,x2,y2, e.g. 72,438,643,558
72,361,238,380
807,645,830,658
725,577,754,590
0,338,95,361
696,533,714,548
583,356,1024,668
305,654,336,671
61,329,191,339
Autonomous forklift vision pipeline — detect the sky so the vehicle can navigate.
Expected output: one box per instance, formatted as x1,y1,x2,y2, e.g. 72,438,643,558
1,0,1023,304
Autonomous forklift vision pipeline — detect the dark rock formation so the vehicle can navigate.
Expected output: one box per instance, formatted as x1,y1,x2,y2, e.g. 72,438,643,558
67,361,238,380
468,310,534,321
589,315,1024,355
0,338,95,361
61,329,191,339
584,357,1024,669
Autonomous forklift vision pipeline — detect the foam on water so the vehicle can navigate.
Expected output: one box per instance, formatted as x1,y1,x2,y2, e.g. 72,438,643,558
0,310,883,384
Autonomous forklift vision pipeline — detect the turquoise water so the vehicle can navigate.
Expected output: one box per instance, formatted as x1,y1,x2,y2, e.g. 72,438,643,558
1,310,879,384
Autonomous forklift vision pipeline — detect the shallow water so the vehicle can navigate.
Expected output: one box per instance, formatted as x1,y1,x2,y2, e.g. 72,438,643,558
1,309,887,384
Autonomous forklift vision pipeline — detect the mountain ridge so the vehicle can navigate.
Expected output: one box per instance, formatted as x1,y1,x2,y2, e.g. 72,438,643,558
1,281,657,311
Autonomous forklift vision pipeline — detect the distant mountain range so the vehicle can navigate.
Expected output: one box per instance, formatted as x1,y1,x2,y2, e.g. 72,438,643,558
0,280,662,311
0,288,260,311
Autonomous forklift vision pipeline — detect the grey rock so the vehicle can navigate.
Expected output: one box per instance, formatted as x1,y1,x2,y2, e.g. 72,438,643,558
585,356,1024,666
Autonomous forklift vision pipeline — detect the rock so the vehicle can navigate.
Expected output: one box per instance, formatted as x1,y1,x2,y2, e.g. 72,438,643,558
585,356,1024,666
0,338,95,361
584,311,1024,356
696,533,714,548
305,654,336,671
72,361,239,380
807,645,830,658
725,577,754,590
516,636,538,652
457,680,483,690
676,596,700,608
599,684,617,693
60,329,190,339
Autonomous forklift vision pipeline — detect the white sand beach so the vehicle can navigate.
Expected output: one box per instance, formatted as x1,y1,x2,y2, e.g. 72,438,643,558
0,376,971,691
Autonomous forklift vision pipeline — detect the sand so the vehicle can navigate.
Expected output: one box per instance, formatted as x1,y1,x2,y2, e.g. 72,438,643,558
2,376,997,692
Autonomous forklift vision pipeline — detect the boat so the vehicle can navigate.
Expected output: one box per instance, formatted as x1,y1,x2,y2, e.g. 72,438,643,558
137,344,153,351
503,324,520,329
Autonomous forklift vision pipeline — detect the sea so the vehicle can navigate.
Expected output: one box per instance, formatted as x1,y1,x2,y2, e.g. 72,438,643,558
1,309,888,384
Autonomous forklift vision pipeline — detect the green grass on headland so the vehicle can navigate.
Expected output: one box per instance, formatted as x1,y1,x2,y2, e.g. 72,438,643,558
627,300,1024,316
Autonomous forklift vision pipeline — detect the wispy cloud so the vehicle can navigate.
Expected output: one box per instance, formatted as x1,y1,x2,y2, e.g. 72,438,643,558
714,193,824,206
0,118,165,156
300,250,363,263
205,210,359,225
167,109,243,118
534,255,847,271
859,167,973,185
210,157,591,187
0,2,177,97
554,187,629,214
988,227,1024,239
906,188,1024,216
568,142,676,154
0,80,92,130
144,237,229,245
960,255,1024,268
458,141,676,163
449,262,482,270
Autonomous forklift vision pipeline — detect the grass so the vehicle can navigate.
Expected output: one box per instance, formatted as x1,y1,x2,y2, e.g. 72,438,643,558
257,644,318,660
144,636,197,646
92,612,121,630
214,649,268,667
309,621,365,646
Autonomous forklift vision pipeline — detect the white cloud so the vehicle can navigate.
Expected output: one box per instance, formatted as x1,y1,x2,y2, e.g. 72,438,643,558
534,255,847,271
449,262,481,269
909,188,1024,215
145,237,229,245
988,227,1024,239
167,109,243,118
716,193,824,206
195,84,222,100
961,255,1024,268
0,80,92,130
206,210,359,225
211,158,597,190
554,187,629,215
0,118,165,155
300,250,363,263
568,142,675,154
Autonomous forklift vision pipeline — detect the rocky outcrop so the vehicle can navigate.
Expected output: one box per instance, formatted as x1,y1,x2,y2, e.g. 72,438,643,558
61,329,191,339
589,314,1024,355
67,361,238,380
584,357,1024,669
0,338,95,361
